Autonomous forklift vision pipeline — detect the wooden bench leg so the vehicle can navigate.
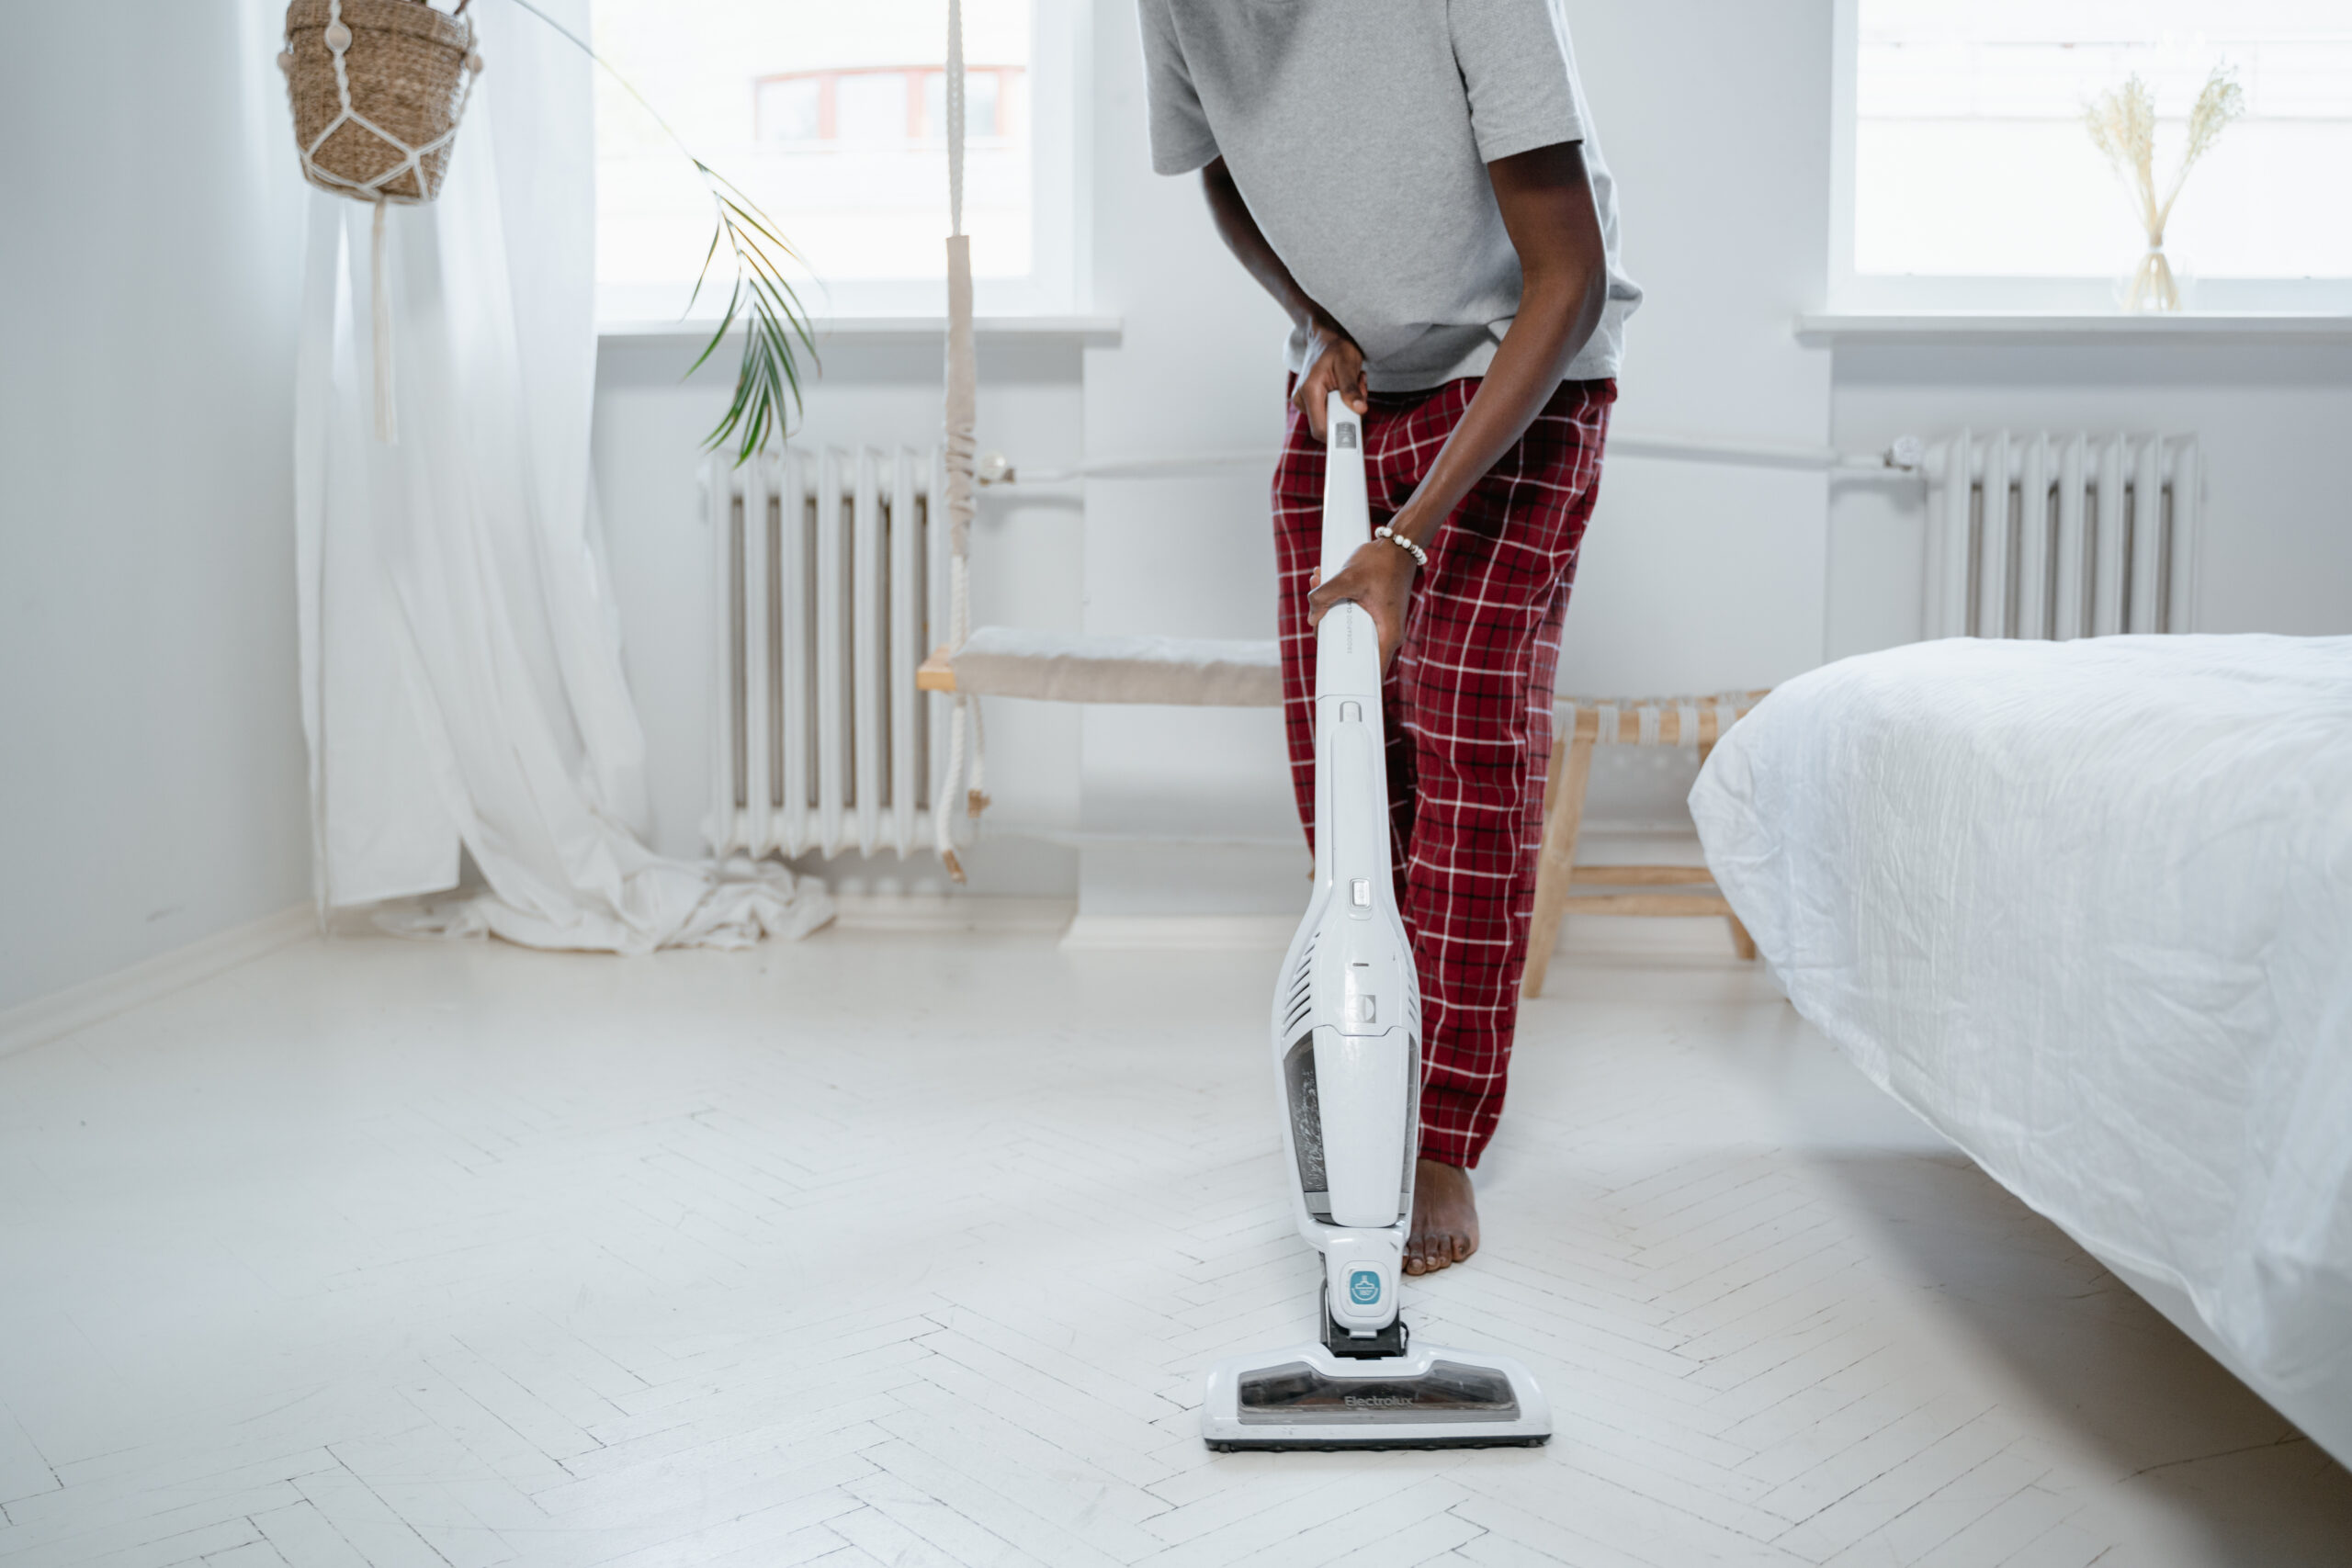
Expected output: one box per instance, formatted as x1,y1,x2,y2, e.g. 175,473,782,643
1694,735,1758,962
1521,733,1595,998
1727,916,1758,962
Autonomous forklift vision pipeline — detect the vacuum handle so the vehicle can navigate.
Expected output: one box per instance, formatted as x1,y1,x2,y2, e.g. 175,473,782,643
1313,389,1382,705
1319,389,1371,585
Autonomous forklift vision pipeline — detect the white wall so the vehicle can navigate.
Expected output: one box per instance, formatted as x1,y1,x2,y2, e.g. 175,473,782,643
1072,0,1303,914
587,0,2351,914
0,0,311,1012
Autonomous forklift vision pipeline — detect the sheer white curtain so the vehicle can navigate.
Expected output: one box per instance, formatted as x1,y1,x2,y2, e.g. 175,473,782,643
292,0,830,953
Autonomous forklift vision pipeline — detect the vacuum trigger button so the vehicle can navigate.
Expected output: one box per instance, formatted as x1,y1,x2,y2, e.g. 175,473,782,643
1350,878,1371,908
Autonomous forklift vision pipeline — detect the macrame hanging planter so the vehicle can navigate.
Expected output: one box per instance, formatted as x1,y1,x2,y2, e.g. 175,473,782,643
280,0,483,441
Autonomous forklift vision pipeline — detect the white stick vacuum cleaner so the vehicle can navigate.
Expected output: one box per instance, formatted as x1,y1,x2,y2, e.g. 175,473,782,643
1199,392,1553,1452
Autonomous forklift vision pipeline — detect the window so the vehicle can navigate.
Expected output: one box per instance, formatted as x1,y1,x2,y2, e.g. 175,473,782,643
752,66,1020,147
1834,0,2352,310
593,1,1076,322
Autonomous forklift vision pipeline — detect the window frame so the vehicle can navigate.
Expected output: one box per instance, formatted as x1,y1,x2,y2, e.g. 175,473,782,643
594,0,1088,327
1826,0,2352,315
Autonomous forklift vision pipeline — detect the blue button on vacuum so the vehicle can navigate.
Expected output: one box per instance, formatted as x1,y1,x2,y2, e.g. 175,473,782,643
1348,1269,1381,1306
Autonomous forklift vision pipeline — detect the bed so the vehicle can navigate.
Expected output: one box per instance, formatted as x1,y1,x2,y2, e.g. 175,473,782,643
1689,635,2352,1466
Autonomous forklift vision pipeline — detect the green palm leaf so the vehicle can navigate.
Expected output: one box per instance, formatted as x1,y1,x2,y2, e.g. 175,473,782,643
510,0,818,463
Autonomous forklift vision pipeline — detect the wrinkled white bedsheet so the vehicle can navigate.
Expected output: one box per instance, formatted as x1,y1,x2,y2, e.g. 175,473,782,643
1690,636,2352,1406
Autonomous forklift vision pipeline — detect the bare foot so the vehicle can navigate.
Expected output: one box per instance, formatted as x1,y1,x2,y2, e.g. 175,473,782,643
1406,1157,1479,1275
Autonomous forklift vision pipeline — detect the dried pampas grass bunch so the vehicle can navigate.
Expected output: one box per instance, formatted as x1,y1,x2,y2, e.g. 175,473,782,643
2086,66,2245,312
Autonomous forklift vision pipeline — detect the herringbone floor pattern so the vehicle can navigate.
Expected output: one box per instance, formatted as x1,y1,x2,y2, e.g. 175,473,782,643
1,920,2346,1567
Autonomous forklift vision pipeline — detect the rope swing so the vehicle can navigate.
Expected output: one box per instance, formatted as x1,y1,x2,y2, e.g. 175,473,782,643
935,0,986,882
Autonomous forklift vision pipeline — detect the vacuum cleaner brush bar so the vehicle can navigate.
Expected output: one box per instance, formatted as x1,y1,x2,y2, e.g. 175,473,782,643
1203,1345,1551,1451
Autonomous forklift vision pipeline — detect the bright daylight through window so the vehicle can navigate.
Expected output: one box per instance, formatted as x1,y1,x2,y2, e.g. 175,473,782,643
1855,0,2352,284
592,0,1035,322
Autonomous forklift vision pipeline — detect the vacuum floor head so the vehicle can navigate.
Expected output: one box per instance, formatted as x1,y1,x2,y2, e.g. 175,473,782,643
1201,1342,1552,1451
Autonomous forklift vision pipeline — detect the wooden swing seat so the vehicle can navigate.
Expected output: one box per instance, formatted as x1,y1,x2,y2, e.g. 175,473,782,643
919,629,1281,706
923,635,1767,988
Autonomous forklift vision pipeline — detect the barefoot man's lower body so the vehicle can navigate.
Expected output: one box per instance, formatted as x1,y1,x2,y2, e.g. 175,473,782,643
1275,374,1615,1276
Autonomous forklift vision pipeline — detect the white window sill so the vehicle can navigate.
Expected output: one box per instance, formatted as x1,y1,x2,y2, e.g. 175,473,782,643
599,314,1123,349
1796,312,2352,347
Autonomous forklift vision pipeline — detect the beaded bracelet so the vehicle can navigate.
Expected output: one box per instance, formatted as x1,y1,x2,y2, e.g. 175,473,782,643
1374,525,1429,569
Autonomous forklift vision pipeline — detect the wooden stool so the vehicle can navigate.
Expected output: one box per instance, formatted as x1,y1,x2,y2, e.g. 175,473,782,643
1523,692,1768,997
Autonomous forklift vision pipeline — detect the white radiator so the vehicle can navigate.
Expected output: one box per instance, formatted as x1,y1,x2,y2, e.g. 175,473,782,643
703,446,948,860
1924,432,2201,640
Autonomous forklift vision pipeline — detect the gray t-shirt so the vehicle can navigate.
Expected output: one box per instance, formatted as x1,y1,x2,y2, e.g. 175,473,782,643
1137,0,1641,391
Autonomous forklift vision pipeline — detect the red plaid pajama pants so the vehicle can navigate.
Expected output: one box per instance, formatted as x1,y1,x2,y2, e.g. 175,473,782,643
1275,376,1615,1169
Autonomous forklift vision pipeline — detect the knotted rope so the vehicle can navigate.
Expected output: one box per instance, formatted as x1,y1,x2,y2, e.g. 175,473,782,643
935,0,988,881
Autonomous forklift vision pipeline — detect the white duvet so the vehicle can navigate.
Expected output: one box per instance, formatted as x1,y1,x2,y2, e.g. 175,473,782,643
1690,636,2352,1429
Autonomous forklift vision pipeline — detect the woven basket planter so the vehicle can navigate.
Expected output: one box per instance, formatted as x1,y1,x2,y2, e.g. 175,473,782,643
282,0,480,205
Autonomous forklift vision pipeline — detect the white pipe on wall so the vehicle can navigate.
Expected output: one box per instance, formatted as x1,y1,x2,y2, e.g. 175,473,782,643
980,433,1926,487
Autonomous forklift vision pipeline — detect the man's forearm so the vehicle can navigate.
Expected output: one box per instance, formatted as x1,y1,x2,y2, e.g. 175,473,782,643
1200,158,1340,336
1388,142,1609,550
1387,267,1605,550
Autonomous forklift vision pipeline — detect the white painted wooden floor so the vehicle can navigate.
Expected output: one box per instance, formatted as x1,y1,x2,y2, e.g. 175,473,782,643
2,919,2346,1568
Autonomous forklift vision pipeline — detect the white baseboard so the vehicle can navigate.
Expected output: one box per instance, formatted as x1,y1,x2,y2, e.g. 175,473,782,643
1058,913,1296,952
829,893,1076,935
0,905,315,1061
820,897,1296,949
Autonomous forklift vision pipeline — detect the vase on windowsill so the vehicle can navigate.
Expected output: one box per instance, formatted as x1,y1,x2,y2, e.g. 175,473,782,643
2117,245,2197,314
2086,67,2241,316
